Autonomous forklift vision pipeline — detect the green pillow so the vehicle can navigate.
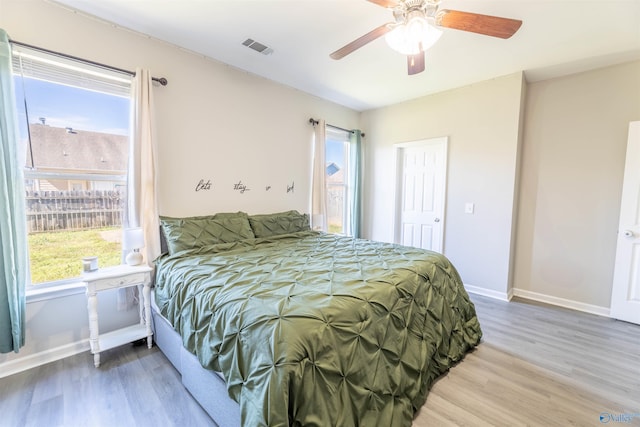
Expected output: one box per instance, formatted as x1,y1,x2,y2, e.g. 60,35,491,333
248,210,310,238
160,212,254,255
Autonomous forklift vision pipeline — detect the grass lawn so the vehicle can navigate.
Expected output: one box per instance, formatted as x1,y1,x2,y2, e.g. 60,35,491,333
28,227,122,284
328,223,342,234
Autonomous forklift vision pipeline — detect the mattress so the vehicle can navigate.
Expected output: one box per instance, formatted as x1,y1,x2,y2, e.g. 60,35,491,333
151,300,241,427
154,230,482,426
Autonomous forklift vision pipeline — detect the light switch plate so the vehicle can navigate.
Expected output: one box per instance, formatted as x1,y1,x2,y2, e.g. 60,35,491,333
465,203,474,214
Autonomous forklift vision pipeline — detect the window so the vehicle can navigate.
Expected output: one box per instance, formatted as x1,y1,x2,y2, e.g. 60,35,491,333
12,45,132,286
325,127,353,235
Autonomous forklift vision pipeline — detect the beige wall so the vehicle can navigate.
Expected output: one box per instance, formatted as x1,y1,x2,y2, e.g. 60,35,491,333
1,0,359,217
514,61,640,308
361,72,525,297
0,0,359,370
2,0,638,373
361,60,640,310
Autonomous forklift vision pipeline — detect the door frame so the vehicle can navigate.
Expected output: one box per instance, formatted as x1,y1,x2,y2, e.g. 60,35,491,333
393,136,448,252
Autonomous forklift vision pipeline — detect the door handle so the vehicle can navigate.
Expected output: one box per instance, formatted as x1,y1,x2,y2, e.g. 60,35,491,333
434,218,440,223
623,230,634,238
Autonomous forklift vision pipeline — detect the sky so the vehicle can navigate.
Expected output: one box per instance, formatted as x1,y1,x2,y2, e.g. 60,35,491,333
326,139,344,167
13,77,130,137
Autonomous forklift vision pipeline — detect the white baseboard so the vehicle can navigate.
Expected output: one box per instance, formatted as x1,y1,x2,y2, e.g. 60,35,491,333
464,284,610,317
0,339,89,379
464,283,513,302
512,288,611,317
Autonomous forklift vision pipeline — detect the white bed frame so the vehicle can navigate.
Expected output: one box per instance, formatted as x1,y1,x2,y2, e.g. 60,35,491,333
151,305,241,427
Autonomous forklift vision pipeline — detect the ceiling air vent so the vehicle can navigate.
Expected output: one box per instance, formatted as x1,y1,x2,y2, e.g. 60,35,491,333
242,38,273,56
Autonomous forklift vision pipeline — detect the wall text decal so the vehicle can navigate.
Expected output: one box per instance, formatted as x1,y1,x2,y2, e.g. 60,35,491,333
195,179,212,191
191,179,299,195
233,181,250,194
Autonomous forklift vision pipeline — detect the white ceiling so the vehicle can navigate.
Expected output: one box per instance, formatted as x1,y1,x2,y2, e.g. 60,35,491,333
51,0,640,112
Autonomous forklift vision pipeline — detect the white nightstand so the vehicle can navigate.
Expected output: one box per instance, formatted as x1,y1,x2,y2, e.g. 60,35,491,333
82,264,153,367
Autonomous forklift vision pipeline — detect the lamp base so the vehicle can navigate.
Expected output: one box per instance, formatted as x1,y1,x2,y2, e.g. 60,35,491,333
125,251,144,266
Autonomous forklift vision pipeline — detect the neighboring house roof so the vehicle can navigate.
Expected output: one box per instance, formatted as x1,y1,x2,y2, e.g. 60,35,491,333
326,162,345,184
326,162,340,176
27,124,127,173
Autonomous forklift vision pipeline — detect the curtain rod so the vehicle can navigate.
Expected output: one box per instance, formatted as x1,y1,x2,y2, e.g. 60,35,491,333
308,118,365,138
9,39,168,86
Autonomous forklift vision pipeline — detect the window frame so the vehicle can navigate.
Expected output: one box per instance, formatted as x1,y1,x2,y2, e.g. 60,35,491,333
325,127,354,236
12,45,132,290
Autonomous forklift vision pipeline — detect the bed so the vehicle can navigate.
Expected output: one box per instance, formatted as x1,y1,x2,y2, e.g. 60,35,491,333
151,210,482,427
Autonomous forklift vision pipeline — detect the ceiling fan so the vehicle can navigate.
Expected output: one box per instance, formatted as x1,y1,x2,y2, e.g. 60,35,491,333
330,0,522,75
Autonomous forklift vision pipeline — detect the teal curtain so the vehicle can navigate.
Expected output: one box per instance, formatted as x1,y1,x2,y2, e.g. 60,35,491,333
349,130,362,238
0,29,28,353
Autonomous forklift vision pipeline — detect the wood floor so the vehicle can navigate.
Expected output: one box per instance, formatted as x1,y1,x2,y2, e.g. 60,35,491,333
1,295,639,427
415,296,640,427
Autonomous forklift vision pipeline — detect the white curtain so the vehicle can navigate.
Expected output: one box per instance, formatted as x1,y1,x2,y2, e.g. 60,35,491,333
127,68,161,265
311,120,327,232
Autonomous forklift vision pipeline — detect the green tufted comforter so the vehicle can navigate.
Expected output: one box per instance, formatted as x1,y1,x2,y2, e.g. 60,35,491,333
154,231,482,426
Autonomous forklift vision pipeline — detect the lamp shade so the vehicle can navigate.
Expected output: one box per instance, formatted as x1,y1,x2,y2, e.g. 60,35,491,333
123,227,144,250
385,18,442,55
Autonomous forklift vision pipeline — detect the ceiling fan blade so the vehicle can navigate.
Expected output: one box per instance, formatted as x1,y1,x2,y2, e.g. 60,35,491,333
330,23,394,60
407,51,425,75
366,0,399,8
437,9,522,39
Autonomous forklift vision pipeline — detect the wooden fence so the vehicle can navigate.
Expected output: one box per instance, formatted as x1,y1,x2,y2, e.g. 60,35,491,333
25,190,124,233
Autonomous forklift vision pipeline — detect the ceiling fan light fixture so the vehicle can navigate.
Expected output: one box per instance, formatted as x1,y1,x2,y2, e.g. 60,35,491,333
331,1,522,76
384,16,442,55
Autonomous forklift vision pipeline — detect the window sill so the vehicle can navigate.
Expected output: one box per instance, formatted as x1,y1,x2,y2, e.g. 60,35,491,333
26,281,86,303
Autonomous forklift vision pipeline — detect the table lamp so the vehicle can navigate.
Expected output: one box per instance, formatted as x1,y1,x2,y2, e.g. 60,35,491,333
123,227,144,266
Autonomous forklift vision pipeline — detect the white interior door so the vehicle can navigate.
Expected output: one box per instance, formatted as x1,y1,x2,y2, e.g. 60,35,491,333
394,138,447,252
610,121,640,324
